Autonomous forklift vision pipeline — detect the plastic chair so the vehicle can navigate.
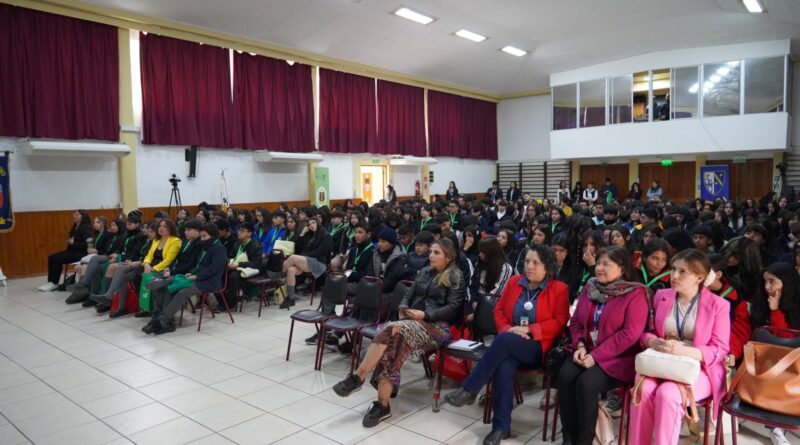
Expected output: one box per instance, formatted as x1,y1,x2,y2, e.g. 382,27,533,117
244,251,285,316
715,327,800,445
318,276,383,371
285,273,347,363
179,271,233,332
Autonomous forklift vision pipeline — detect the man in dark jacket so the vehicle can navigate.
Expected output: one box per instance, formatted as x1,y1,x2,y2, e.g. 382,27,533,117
224,223,263,308
486,181,503,202
145,222,228,335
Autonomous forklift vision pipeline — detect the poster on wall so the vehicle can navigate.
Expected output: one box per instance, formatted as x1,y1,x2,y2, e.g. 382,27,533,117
313,166,330,207
700,165,730,201
0,153,13,233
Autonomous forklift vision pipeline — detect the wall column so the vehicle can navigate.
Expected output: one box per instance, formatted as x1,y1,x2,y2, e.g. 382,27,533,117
695,155,706,199
570,160,580,186
628,158,639,188
118,28,139,213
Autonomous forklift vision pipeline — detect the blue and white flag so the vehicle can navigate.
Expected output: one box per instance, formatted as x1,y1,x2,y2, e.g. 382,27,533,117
700,165,729,201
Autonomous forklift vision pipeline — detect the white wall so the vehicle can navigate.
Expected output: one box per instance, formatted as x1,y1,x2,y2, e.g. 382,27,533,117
1,137,121,212
498,95,551,161
389,164,421,197
551,112,790,160
429,158,496,196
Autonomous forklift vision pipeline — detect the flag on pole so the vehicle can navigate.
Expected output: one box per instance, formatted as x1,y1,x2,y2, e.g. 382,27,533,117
220,169,230,212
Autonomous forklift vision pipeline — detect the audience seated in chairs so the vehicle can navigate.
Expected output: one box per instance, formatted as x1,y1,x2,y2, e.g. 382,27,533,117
40,209,95,292
445,245,570,445
405,230,432,274
223,223,262,309
331,238,464,428
280,218,332,309
143,222,228,335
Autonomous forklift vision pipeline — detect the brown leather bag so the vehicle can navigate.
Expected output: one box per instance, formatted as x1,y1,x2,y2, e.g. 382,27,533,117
729,341,800,416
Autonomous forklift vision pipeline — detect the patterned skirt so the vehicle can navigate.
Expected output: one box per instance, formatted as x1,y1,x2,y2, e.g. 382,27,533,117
369,319,451,391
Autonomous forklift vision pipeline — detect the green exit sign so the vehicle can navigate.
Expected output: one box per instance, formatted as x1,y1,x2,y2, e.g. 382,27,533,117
733,156,746,164
661,159,673,166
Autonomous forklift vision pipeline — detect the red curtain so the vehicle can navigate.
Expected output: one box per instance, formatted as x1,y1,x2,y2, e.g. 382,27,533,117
0,4,119,141
140,33,234,148
318,68,376,154
428,91,497,160
376,80,425,156
233,52,314,152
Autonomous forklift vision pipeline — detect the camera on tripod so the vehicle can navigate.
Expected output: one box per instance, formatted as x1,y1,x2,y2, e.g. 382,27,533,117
168,174,181,188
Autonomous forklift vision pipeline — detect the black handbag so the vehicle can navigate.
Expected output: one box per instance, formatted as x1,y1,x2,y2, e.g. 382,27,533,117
545,332,571,380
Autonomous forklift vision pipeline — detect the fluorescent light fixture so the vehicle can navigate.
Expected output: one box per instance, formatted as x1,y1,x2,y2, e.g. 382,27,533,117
703,81,714,91
716,66,730,76
501,45,527,57
18,139,131,157
688,83,699,93
455,29,487,43
393,7,435,25
710,74,722,83
727,61,740,67
253,151,323,163
389,156,438,166
742,0,764,13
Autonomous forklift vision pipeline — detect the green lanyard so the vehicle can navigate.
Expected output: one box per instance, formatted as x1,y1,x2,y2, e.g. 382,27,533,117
581,269,591,284
641,265,670,287
258,227,265,240
270,228,282,245
235,240,250,259
108,234,117,249
93,232,104,248
419,217,431,232
718,286,733,299
347,229,355,241
195,240,219,273
330,224,343,237
402,242,412,254
449,213,457,227
181,240,192,253
353,244,373,265
551,223,557,233
286,232,295,242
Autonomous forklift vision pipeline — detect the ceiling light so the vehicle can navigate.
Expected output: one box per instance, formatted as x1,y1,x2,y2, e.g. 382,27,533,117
742,0,765,13
727,61,740,67
716,66,730,76
688,83,699,93
501,46,527,57
710,74,721,83
703,81,714,91
455,29,487,43
286,60,295,66
393,7,435,25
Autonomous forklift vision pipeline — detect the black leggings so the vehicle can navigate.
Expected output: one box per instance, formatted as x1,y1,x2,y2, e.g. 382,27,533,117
47,250,82,284
557,359,623,445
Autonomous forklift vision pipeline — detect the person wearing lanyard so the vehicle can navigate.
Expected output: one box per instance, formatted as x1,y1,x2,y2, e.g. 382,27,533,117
638,239,672,292
223,223,263,309
706,253,751,366
262,211,287,256
630,249,730,445
144,222,229,335
416,205,432,234
558,246,649,445
446,246,570,445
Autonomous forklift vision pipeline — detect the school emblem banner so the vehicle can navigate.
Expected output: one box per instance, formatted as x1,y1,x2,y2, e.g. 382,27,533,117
0,154,13,232
700,165,729,201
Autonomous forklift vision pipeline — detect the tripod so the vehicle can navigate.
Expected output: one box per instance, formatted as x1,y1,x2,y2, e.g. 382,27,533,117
168,184,183,220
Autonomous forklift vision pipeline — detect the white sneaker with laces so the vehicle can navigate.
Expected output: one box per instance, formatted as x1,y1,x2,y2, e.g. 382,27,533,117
771,428,790,445
38,283,57,292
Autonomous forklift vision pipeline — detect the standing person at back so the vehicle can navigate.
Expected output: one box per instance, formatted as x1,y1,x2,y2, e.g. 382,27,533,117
601,178,618,204
647,180,663,201
582,182,598,205
486,181,503,203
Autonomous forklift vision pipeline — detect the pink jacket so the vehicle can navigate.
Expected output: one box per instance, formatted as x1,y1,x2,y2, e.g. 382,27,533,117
641,288,730,418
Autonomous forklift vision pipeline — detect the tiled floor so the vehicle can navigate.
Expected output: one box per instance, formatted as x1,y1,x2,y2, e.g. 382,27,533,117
0,277,785,444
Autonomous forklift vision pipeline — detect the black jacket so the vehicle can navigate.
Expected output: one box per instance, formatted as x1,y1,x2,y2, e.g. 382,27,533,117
367,246,414,293
330,224,350,256
345,241,374,284
194,239,228,292
486,187,503,202
170,239,203,275
406,252,430,274
92,231,114,256
399,266,465,325
301,230,333,264
68,223,94,253
231,239,263,270
506,188,521,203
121,230,147,262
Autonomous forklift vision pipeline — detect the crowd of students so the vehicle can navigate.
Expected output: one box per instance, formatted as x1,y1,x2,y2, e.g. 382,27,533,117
38,182,800,445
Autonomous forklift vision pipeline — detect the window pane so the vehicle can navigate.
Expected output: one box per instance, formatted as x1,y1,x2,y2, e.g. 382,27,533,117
703,61,741,117
579,79,605,127
552,84,577,130
745,56,784,113
651,68,670,121
672,66,698,119
633,71,649,122
610,75,632,124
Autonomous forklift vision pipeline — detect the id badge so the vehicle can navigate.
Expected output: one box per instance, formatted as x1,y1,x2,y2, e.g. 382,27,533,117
590,330,598,345
520,316,529,327
344,269,353,278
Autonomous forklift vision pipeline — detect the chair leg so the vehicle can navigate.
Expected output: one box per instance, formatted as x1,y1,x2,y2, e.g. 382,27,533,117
219,291,235,324
483,380,493,424
551,395,559,442
286,319,295,361
197,294,206,332
422,353,432,379
542,375,551,441
620,386,630,445
350,333,360,373
314,327,326,370
703,403,711,445
179,305,184,327
730,411,737,445
309,278,316,306
433,348,445,412
513,375,523,405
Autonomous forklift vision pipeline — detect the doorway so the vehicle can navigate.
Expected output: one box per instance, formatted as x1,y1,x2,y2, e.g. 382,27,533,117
360,165,386,205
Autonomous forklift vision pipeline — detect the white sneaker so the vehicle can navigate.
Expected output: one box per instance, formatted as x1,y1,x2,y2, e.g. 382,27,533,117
771,428,790,445
38,283,58,292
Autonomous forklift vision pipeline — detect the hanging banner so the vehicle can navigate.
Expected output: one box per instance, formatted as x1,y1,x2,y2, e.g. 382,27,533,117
700,165,730,201
0,153,13,233
312,166,330,207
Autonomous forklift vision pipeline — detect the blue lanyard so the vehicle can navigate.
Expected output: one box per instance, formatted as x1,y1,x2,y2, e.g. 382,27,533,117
675,293,699,341
593,303,605,327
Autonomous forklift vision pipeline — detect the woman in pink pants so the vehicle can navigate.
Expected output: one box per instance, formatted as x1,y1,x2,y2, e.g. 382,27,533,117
629,249,730,445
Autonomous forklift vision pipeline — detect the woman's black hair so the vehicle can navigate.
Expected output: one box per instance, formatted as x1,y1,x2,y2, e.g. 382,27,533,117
750,262,800,329
528,244,557,278
609,225,635,253
533,224,552,246
77,209,91,226
642,238,670,260
498,228,517,258
720,236,763,299
478,236,508,295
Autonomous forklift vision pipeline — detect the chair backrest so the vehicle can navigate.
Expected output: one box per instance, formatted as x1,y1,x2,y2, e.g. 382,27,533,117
354,276,383,317
383,280,412,321
473,296,498,339
752,326,800,348
321,273,347,306
265,251,284,273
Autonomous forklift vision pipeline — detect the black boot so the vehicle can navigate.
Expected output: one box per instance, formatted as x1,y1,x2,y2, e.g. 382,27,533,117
95,304,110,314
109,308,128,319
444,388,477,407
483,430,510,445
65,285,90,304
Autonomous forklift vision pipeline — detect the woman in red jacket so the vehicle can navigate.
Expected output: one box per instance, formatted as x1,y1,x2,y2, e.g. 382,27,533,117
445,245,570,445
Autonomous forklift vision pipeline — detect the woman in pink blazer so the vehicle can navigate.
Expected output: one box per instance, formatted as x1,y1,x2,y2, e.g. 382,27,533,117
629,249,730,445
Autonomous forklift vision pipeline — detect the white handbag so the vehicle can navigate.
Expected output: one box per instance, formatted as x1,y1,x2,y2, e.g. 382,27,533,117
632,348,702,421
273,240,295,256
